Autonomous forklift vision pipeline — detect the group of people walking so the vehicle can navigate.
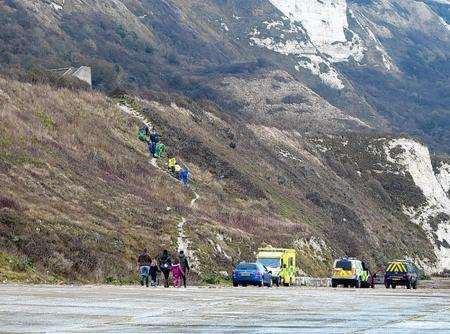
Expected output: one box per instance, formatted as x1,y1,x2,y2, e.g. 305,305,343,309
137,249,190,288
138,125,189,186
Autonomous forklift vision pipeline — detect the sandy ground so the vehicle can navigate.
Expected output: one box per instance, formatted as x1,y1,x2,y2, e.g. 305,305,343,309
1,284,450,333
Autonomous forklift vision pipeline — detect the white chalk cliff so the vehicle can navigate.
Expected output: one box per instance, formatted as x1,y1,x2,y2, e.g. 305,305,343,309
385,139,450,273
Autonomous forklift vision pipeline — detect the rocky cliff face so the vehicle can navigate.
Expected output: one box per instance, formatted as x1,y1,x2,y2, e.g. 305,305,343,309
0,0,449,278
384,139,450,272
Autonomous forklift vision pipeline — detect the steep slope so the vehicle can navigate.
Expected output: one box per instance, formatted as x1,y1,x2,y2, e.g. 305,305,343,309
1,0,449,152
0,78,193,282
384,139,450,271
1,78,449,283
1,0,450,280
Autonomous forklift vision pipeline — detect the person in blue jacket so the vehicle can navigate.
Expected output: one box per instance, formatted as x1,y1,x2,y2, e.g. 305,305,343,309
179,167,189,186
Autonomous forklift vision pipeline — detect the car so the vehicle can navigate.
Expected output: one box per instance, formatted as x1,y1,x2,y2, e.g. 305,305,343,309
232,262,273,287
384,260,419,289
331,257,371,288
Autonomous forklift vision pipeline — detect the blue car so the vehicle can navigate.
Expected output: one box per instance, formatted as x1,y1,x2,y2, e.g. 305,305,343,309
232,262,273,287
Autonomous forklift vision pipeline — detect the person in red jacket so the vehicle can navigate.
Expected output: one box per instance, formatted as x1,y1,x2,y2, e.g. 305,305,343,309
171,259,184,288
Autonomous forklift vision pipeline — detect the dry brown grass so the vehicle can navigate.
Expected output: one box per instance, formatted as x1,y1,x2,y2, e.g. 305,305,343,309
0,77,193,282
0,77,437,282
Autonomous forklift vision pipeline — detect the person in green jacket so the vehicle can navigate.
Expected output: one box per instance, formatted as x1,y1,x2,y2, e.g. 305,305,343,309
154,143,166,158
138,125,150,143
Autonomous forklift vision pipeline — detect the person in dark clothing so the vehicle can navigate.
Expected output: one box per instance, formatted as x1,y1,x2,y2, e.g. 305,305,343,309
178,250,190,288
150,129,159,144
148,129,160,157
137,249,152,287
149,259,159,287
148,141,157,156
158,249,172,288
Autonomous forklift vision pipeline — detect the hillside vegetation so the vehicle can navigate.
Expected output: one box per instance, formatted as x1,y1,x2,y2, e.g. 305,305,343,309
1,77,441,282
1,0,449,152
0,78,191,282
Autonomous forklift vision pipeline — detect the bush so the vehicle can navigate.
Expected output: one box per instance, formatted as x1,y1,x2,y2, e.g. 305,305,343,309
201,273,222,285
109,87,128,98
0,195,21,211
10,256,34,272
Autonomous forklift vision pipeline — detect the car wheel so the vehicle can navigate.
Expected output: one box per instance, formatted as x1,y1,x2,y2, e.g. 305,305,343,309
232,282,238,287
385,281,390,289
332,280,338,288
391,284,396,289
344,284,349,288
355,279,361,289
412,281,417,290
258,281,263,287
242,283,247,287
406,280,411,289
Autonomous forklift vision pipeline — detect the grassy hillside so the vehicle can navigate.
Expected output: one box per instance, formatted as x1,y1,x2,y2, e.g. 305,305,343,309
0,77,438,282
0,77,192,282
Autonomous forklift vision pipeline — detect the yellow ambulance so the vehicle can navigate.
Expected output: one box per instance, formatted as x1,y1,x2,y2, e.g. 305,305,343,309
256,247,297,286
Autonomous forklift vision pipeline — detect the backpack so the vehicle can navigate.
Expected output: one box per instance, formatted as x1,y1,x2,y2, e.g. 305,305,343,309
150,133,159,143
168,158,176,168
159,255,172,270
154,143,166,158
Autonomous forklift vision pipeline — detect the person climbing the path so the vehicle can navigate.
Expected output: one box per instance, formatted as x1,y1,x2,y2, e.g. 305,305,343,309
138,125,150,143
178,250,190,288
179,167,189,187
174,163,182,177
148,129,160,157
154,142,166,158
137,248,152,287
168,157,177,174
150,128,159,145
148,141,156,157
149,259,159,287
171,258,184,288
158,249,172,288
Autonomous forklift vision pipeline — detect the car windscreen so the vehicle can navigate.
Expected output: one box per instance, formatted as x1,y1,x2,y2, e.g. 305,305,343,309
258,258,280,267
236,264,257,270
335,260,352,270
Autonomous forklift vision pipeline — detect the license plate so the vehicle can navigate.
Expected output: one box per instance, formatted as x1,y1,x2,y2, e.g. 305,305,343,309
393,278,401,281
240,272,250,276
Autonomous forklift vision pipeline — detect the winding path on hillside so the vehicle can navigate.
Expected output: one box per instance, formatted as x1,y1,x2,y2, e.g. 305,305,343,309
177,192,200,268
118,102,201,269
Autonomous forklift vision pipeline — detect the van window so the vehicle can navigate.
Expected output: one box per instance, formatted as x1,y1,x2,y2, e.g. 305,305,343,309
335,260,352,270
288,258,293,267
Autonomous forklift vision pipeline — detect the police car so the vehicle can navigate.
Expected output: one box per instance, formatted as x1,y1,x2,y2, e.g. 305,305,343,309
331,257,371,288
384,260,419,289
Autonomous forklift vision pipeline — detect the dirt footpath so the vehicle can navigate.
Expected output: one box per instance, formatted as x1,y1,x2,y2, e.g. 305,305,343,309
0,284,449,333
